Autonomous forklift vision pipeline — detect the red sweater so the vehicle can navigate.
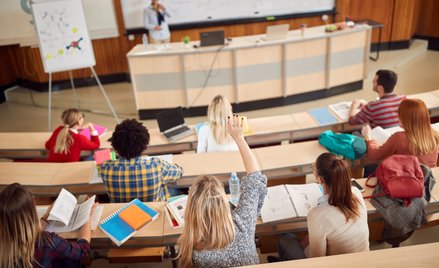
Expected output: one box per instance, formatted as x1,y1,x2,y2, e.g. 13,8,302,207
367,131,438,168
45,126,100,162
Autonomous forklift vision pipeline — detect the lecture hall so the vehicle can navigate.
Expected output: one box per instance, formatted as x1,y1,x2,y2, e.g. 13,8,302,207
1,0,439,267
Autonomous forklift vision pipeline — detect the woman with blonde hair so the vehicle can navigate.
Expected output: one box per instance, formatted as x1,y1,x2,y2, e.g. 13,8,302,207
362,98,439,167
197,95,238,153
45,108,100,162
0,183,96,268
178,114,267,267
272,153,369,261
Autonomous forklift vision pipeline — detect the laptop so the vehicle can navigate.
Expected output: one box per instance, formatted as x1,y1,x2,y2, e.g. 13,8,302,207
156,107,194,143
200,30,225,47
261,24,290,41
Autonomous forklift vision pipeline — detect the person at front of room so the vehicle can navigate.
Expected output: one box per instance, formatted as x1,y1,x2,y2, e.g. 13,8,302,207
99,119,183,202
362,99,439,168
144,0,171,44
348,69,405,128
271,153,369,262
45,108,100,162
197,95,239,153
0,183,97,268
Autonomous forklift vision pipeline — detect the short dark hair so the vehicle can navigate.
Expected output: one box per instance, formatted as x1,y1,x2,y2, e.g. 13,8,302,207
376,70,398,93
109,119,150,159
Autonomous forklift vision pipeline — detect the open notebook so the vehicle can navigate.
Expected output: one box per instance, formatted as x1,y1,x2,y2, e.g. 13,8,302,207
261,183,323,223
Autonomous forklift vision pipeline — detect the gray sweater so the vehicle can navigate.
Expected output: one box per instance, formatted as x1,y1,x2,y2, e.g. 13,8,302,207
192,171,267,267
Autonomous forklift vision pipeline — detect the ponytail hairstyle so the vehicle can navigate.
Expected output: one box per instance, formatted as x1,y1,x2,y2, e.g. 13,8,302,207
177,175,235,268
315,153,361,222
208,95,233,144
54,108,83,154
398,99,439,155
0,183,43,268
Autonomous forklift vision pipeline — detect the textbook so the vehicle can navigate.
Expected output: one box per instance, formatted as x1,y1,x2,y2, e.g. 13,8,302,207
99,199,159,246
44,188,103,233
80,124,107,140
260,184,323,223
165,195,187,228
328,101,352,121
309,107,338,126
370,126,403,145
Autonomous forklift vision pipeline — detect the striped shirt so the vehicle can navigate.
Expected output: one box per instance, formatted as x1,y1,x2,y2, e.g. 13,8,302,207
349,94,406,128
99,156,183,203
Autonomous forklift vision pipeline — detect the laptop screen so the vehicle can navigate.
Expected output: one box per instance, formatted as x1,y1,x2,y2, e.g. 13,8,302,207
200,30,225,47
156,107,185,132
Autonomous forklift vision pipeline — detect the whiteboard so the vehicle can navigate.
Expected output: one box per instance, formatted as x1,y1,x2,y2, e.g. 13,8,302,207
121,0,335,30
0,0,118,46
31,0,95,73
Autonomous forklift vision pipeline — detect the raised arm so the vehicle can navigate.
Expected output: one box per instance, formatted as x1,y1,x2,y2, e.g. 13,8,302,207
227,114,260,174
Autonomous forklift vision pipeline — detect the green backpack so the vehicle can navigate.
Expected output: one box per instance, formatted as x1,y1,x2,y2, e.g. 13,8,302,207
318,130,367,160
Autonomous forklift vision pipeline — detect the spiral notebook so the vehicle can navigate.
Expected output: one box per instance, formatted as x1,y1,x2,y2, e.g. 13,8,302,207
99,199,159,246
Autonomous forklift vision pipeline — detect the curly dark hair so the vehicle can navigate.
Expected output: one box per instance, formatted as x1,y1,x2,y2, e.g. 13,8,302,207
109,119,150,159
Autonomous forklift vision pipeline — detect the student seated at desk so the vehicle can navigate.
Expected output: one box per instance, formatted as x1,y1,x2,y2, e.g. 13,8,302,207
45,108,100,162
0,183,97,268
272,153,369,262
178,114,267,268
99,119,183,202
197,95,238,153
362,99,439,168
348,69,405,128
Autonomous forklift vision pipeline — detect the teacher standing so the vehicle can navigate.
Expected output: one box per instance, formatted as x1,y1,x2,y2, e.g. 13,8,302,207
144,0,171,44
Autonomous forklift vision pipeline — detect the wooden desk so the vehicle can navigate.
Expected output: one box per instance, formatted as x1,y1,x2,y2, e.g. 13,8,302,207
241,242,439,267
2,89,439,159
128,24,371,119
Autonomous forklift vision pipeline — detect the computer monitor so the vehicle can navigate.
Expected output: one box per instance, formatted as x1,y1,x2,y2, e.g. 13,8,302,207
200,30,225,47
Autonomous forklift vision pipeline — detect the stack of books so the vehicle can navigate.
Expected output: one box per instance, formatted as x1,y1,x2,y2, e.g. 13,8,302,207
164,195,188,229
99,199,159,246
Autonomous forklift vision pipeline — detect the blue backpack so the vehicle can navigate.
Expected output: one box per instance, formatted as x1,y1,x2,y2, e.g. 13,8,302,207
318,130,367,160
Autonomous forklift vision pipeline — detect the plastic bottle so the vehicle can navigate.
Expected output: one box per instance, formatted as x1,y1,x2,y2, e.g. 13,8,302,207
229,172,240,205
142,33,148,50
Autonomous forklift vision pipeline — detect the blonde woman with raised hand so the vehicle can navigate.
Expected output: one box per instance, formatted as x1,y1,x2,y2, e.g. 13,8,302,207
197,95,238,153
0,183,97,268
178,114,267,267
45,108,100,162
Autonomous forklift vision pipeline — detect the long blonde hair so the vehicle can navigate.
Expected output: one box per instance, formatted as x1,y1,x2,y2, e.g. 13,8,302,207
54,108,83,154
177,176,235,268
398,99,439,155
208,95,233,144
0,183,43,268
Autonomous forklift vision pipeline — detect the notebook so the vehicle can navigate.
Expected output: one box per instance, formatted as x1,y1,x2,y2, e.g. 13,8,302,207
328,101,352,121
93,149,116,165
309,107,339,126
99,199,159,246
261,24,289,41
80,124,107,140
261,184,323,223
156,107,194,143
119,204,152,230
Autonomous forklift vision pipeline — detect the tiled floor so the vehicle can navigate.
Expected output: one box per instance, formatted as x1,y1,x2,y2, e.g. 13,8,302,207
1,39,439,267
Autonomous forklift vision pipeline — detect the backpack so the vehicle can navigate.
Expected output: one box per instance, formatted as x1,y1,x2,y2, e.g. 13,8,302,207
318,130,367,160
366,155,424,207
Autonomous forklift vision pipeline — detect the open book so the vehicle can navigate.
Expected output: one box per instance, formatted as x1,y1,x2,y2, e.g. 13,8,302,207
261,183,323,223
43,188,102,232
370,126,404,145
328,101,352,121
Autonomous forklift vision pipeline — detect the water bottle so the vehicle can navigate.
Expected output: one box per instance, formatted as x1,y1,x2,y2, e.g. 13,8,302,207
229,172,240,205
142,33,148,50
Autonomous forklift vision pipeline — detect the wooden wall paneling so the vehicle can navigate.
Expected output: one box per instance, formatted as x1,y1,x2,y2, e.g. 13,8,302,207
390,0,421,42
416,0,439,37
0,45,19,85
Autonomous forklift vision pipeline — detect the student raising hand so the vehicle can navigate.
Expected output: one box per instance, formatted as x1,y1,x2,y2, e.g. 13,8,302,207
227,114,245,141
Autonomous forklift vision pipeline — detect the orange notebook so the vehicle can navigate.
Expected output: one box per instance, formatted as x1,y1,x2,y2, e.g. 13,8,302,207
118,204,152,230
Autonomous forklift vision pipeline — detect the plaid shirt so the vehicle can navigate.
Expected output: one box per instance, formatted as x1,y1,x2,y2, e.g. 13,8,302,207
99,156,183,202
34,232,90,268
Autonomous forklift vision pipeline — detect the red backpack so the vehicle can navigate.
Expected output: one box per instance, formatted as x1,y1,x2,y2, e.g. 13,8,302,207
366,155,424,206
